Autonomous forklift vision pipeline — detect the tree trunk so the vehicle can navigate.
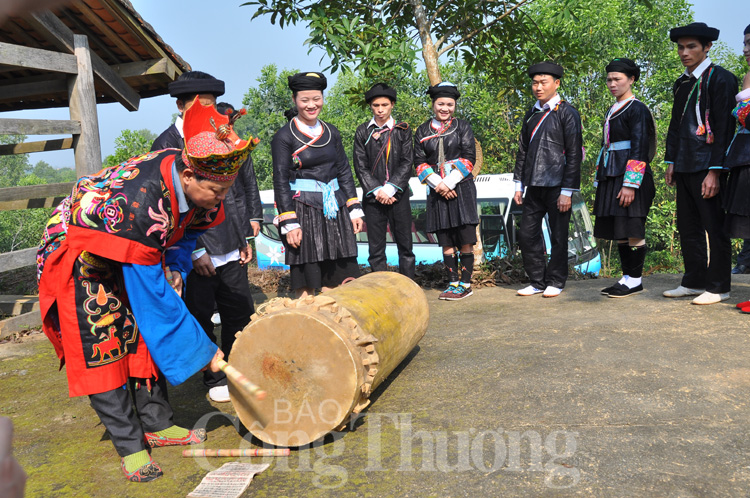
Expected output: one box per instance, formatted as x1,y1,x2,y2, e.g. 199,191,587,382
410,0,441,85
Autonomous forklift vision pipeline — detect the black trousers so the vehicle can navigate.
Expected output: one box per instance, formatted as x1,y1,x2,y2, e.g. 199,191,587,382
88,375,173,457
185,260,254,387
363,196,416,278
675,171,731,293
519,186,571,290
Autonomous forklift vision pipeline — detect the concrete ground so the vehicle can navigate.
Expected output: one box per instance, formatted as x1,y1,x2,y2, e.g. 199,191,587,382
3,273,750,497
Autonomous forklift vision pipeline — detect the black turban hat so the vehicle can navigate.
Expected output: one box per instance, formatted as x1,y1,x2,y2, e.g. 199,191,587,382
528,61,564,79
426,82,460,101
669,22,720,43
288,72,327,92
605,58,641,82
365,83,397,103
168,71,225,98
745,24,750,36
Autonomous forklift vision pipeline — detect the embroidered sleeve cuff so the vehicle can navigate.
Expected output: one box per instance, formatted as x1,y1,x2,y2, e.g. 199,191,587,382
447,158,473,178
349,208,364,219
281,223,301,235
416,163,436,183
560,189,573,198
734,96,750,128
442,169,463,190
623,159,646,188
346,198,360,208
367,186,383,197
274,211,297,229
191,248,207,260
664,160,674,165
383,183,398,197
708,166,727,170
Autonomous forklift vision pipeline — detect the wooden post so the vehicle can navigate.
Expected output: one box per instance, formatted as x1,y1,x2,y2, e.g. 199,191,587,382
67,34,102,177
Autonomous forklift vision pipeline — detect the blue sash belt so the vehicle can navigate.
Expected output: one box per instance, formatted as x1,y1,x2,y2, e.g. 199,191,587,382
289,178,340,219
596,140,631,169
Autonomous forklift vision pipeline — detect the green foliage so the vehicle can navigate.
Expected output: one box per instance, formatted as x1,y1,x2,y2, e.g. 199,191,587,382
0,135,31,188
236,65,300,190
29,160,76,184
242,0,544,85
0,208,52,253
103,129,157,168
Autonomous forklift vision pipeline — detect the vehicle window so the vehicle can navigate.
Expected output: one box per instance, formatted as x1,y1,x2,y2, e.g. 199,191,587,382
261,205,281,241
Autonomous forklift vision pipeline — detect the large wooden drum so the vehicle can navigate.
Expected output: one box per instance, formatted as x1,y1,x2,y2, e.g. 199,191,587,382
228,272,428,447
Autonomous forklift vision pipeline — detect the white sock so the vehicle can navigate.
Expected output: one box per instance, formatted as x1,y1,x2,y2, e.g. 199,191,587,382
625,277,641,289
461,282,471,288
618,275,629,285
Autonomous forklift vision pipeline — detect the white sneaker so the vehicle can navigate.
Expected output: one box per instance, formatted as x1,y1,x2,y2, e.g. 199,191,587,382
211,313,221,325
663,286,704,298
518,285,543,296
209,385,230,402
543,286,563,298
691,291,730,305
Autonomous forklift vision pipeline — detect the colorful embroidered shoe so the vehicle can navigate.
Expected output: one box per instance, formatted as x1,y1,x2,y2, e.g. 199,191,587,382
144,428,206,448
439,284,459,300
736,300,750,309
443,284,473,301
121,456,163,482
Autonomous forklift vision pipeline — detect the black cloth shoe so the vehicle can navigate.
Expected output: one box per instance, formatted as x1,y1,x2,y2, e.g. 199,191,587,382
607,282,643,298
732,264,749,275
601,284,617,295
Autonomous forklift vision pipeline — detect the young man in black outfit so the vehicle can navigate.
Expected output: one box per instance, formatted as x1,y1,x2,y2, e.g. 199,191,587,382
662,22,738,305
151,71,226,151
513,62,583,298
352,83,415,278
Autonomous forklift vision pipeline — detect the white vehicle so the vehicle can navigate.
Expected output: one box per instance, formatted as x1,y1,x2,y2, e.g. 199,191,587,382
255,173,600,275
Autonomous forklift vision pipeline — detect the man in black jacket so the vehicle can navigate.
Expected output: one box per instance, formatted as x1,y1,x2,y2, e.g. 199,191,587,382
151,71,225,151
662,22,738,305
352,83,415,278
513,62,583,298
182,103,263,403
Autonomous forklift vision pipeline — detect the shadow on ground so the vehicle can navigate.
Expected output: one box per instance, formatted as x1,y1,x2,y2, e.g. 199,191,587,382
4,273,750,497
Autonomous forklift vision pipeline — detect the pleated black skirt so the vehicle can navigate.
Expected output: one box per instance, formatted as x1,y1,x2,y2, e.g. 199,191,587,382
724,165,750,238
282,200,358,266
593,173,655,240
426,179,479,233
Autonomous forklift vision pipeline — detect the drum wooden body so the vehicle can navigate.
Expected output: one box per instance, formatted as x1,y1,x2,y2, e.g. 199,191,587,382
228,272,428,447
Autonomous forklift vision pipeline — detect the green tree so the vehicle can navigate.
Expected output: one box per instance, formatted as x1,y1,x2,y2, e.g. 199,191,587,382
103,129,157,168
0,135,31,188
242,0,566,90
236,65,300,190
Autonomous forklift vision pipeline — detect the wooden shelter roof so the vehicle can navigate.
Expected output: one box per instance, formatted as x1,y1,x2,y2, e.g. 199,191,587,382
0,0,190,112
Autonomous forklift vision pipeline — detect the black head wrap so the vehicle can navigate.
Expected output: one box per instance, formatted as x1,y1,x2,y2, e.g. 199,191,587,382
365,83,397,103
745,24,750,36
288,72,327,92
605,58,641,82
168,71,225,98
528,61,564,79
426,82,460,101
669,22,720,43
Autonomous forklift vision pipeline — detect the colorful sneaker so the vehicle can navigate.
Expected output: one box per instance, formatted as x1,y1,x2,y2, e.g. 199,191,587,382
444,284,473,301
121,456,163,482
144,428,206,448
439,284,459,300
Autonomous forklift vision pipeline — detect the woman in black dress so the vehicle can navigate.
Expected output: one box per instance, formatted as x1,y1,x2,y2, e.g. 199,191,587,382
593,58,656,298
414,82,478,300
271,72,363,297
725,24,750,312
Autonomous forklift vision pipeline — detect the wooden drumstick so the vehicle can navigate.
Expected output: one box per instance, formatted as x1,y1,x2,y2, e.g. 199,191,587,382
216,359,267,401
182,449,290,458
